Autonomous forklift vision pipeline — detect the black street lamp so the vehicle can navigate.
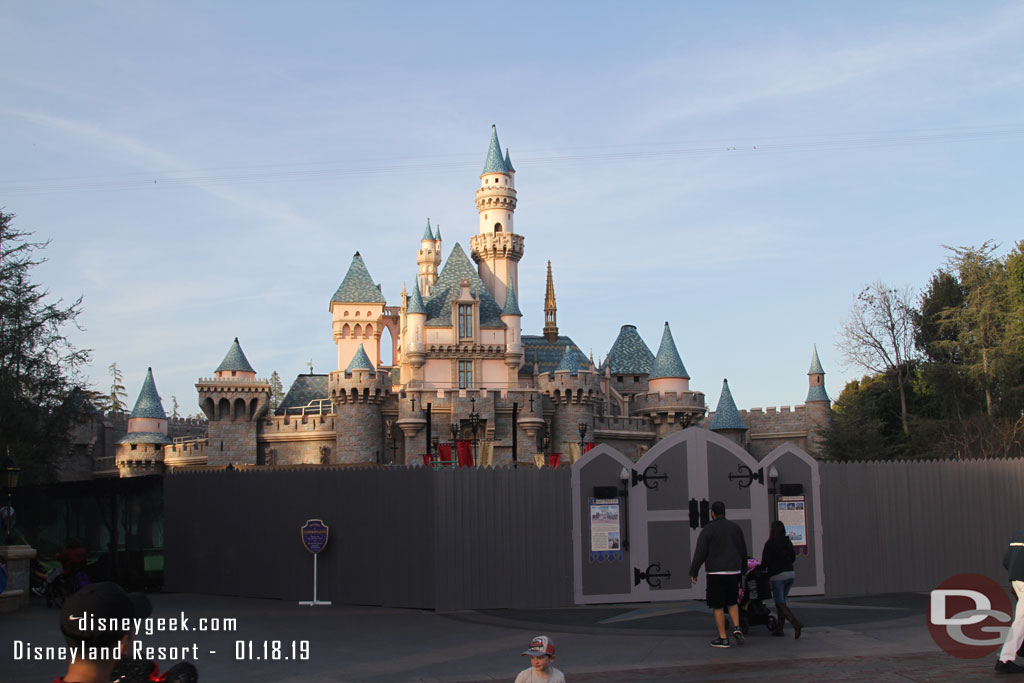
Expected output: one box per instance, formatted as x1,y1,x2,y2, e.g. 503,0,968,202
1,449,20,545
468,397,480,466
578,420,588,448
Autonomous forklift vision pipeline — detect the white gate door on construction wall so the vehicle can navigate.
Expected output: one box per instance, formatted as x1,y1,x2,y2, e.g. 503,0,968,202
572,427,772,604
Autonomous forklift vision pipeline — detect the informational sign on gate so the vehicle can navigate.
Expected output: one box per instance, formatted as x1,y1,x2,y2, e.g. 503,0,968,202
589,498,622,561
300,519,329,554
777,496,807,547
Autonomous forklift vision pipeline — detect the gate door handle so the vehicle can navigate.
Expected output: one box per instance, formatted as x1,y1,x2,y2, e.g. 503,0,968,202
688,498,699,529
699,499,710,528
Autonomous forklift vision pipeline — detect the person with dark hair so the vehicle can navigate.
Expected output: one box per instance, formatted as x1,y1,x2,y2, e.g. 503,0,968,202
996,529,1024,673
689,501,748,648
55,582,151,683
762,520,803,638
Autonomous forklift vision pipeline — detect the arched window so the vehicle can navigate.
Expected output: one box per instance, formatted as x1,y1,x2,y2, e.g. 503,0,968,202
494,222,502,232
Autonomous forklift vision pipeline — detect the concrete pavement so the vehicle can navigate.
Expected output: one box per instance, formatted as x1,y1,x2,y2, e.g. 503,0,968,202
0,591,1006,681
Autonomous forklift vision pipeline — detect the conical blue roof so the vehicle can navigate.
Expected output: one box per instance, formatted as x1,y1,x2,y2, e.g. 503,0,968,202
215,337,256,374
650,322,689,379
710,379,746,431
129,368,167,420
346,344,375,372
501,277,522,316
407,276,426,315
504,148,515,172
421,219,434,241
482,125,510,174
605,325,655,374
806,385,830,403
554,345,579,376
331,252,386,304
434,224,441,241
808,345,825,375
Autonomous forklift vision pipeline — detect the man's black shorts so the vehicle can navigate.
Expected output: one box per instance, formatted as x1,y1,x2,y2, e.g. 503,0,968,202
706,573,740,608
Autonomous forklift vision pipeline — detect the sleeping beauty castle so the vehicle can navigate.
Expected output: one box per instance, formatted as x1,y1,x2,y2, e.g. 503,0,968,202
95,127,832,478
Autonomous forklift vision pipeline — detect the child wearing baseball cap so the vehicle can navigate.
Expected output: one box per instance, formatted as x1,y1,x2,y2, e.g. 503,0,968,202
515,635,565,682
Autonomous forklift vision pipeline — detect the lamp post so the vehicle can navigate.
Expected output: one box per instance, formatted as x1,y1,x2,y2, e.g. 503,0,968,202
385,419,398,464
768,465,779,520
1,449,20,545
468,397,480,466
578,420,588,449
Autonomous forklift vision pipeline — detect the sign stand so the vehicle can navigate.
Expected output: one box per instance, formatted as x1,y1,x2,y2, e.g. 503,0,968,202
299,519,332,606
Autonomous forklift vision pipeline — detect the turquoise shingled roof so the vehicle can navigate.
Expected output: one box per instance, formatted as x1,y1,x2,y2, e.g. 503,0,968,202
434,225,441,241
129,368,167,420
331,252,386,304
807,384,831,403
215,338,256,374
501,277,522,316
118,431,170,445
808,345,825,375
276,374,329,415
482,125,510,174
605,325,654,375
554,345,580,375
424,243,504,328
650,322,689,379
346,343,375,372
710,379,747,431
520,336,588,376
421,219,435,241
407,276,427,315
504,148,515,172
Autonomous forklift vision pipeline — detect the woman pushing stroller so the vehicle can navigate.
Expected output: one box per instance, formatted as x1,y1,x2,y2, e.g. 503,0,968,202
761,520,803,638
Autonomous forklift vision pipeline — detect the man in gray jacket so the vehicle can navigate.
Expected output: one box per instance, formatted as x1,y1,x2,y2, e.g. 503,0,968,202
690,501,748,648
997,529,1024,674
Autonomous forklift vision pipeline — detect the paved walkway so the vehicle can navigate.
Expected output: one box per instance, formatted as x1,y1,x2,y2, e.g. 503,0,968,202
0,592,1007,681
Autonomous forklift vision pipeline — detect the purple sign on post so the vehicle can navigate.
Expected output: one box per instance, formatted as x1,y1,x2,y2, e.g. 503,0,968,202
301,519,329,554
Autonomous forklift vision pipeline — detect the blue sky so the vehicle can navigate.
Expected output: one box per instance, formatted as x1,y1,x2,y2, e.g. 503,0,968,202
2,2,1022,415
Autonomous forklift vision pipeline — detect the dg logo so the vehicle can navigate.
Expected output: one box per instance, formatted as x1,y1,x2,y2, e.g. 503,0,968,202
928,573,1014,659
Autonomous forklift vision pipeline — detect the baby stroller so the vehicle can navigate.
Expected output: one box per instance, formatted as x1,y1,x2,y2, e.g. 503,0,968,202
738,558,777,634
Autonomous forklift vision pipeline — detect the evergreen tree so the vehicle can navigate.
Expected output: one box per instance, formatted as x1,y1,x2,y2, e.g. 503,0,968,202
269,370,284,410
108,361,127,413
0,211,90,483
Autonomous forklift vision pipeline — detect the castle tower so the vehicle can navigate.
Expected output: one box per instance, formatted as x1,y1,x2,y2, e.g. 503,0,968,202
543,261,558,343
116,368,170,477
470,125,524,310
709,378,747,448
538,345,598,452
632,323,706,437
329,343,389,464
805,345,832,454
603,324,654,397
403,274,428,383
197,338,271,467
648,322,690,396
417,219,442,294
501,275,523,384
330,252,387,370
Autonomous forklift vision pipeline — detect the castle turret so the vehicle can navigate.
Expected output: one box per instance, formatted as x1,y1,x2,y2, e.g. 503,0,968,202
538,345,599,452
648,322,690,396
329,343,389,464
543,261,558,343
471,125,523,310
417,219,442,294
198,339,271,467
709,378,747,447
116,368,170,477
404,275,428,382
805,345,832,454
501,275,523,384
330,251,387,371
631,323,706,437
603,324,654,397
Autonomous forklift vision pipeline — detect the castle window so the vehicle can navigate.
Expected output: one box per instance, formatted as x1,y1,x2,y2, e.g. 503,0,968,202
131,444,137,450
634,376,640,382
458,360,473,389
458,304,473,339
494,223,502,232
231,371,236,377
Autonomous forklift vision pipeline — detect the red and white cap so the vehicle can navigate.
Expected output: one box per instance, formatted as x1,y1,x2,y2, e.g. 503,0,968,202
522,635,556,657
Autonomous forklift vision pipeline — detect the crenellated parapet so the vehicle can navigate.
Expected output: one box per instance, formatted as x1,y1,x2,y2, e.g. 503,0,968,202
470,232,524,264
631,389,707,438
328,368,391,405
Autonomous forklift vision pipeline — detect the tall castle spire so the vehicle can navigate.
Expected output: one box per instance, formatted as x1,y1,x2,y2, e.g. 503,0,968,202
543,260,559,343
471,125,523,312
806,344,830,403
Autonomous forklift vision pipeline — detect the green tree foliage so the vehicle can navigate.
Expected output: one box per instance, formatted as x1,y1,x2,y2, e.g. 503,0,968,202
0,211,90,483
827,241,1024,459
268,370,284,411
107,361,127,413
